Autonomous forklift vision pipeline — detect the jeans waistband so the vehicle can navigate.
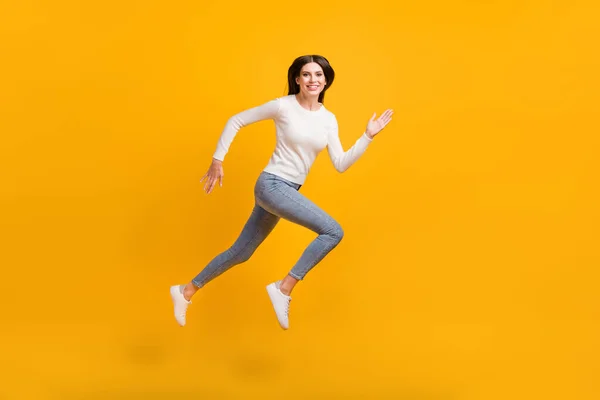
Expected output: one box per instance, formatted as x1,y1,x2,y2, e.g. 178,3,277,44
259,171,302,190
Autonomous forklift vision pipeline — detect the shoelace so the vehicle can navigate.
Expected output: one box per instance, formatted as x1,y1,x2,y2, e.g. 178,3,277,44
284,298,291,316
177,294,190,317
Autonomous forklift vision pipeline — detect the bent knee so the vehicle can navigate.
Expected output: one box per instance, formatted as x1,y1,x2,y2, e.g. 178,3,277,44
328,221,344,243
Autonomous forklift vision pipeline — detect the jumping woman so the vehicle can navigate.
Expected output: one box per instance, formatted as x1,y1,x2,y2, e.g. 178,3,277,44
170,54,393,330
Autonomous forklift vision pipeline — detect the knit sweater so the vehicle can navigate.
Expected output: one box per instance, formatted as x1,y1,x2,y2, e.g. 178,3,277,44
213,94,373,185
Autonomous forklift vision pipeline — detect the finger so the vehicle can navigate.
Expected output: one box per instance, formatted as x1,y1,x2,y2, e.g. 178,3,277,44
205,176,215,193
376,119,388,131
370,112,376,121
208,179,216,194
200,173,207,183
381,110,393,122
377,114,389,124
219,174,224,187
381,109,393,120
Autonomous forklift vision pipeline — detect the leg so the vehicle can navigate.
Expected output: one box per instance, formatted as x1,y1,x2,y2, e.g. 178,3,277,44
256,179,344,295
183,203,280,300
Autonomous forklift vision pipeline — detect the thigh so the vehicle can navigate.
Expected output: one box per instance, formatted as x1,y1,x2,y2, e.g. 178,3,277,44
256,180,339,235
230,203,280,252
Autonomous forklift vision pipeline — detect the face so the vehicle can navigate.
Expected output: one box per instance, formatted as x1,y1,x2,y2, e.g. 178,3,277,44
295,62,326,98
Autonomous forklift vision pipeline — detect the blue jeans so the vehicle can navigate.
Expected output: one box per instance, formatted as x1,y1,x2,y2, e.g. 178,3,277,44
191,171,344,288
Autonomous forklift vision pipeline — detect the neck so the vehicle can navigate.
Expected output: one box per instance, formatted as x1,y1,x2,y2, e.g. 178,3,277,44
295,93,321,111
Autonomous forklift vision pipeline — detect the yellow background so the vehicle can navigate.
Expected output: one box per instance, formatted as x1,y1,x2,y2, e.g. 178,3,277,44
1,0,599,399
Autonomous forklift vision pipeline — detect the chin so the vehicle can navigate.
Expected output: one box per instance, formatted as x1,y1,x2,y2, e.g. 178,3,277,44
304,90,321,96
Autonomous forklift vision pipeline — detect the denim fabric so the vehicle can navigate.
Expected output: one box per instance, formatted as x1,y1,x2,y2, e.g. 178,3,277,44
191,171,344,287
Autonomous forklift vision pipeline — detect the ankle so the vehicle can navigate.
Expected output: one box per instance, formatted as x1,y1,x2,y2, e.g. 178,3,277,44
279,275,298,296
183,283,198,301
279,285,292,296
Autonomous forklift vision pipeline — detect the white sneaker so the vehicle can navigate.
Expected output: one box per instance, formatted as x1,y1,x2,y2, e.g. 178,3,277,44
266,281,292,330
170,284,191,326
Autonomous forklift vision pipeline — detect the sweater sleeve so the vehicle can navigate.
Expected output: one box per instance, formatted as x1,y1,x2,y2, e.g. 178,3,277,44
326,114,373,173
212,98,281,161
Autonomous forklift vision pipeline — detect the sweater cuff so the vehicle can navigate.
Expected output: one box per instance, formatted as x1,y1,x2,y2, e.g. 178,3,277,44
362,132,374,142
213,148,226,161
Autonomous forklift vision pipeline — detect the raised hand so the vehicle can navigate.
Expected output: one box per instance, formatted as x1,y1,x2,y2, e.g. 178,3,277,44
200,158,224,194
365,109,394,139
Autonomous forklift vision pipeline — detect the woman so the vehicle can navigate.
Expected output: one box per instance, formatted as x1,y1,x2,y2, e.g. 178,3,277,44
170,55,393,330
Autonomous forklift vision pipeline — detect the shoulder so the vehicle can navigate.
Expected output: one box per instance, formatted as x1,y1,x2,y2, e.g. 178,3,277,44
257,96,286,116
323,108,336,119
321,109,338,133
266,95,293,113
323,108,337,124
276,94,295,108
271,94,293,103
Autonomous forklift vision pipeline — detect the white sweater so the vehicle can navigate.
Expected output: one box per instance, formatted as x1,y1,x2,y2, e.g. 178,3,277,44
213,94,373,185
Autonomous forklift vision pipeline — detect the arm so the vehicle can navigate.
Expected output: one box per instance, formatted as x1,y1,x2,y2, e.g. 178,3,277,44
326,108,394,173
326,115,373,173
213,97,281,161
202,97,280,195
